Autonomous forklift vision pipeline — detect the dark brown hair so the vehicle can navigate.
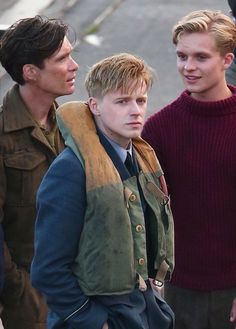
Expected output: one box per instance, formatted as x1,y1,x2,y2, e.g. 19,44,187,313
0,15,68,85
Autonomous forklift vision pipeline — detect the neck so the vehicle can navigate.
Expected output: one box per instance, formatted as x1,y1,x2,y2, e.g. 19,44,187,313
191,81,232,102
19,84,55,127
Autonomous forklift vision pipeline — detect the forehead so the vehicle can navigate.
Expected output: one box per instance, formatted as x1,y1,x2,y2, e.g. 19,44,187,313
49,36,72,59
118,79,148,96
176,32,218,54
103,84,148,100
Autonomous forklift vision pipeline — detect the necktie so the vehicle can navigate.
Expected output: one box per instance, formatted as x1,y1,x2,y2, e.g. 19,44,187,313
125,152,136,176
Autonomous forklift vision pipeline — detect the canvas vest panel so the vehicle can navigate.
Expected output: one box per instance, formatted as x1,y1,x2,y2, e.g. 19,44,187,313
56,102,174,296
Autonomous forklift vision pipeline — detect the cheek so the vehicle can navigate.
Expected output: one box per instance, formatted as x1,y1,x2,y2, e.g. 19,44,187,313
140,106,147,116
177,62,184,72
53,70,65,79
47,67,66,78
102,111,117,125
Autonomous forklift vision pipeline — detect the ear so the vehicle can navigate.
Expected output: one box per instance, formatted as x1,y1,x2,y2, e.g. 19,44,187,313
87,97,100,116
22,64,39,82
223,52,234,70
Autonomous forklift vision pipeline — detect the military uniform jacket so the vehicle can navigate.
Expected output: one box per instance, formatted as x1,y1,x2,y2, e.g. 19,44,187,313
0,84,64,327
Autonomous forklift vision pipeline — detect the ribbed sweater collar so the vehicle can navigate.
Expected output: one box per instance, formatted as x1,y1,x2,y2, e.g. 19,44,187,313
176,85,236,117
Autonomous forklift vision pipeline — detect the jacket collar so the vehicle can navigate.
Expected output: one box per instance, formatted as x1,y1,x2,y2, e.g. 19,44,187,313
2,84,57,132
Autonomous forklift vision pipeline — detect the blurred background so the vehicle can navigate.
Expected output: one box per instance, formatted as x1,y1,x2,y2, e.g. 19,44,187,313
0,0,229,115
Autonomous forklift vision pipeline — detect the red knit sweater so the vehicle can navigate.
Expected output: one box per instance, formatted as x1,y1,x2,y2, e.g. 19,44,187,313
142,87,236,291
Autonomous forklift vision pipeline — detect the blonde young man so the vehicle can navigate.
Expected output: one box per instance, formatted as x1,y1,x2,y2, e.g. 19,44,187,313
31,53,174,329
142,9,236,329
226,0,236,85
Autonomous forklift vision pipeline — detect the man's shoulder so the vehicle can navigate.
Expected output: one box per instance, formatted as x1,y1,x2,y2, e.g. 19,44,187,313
49,147,84,178
159,96,182,114
146,100,179,124
54,147,81,166
41,147,85,195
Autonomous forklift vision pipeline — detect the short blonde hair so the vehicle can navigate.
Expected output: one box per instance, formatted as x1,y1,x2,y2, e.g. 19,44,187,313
85,52,154,98
172,9,236,55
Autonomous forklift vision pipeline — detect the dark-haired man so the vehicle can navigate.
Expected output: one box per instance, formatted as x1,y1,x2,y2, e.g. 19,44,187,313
0,15,78,329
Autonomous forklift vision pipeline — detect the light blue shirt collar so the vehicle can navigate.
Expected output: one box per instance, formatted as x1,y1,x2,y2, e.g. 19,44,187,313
100,131,132,163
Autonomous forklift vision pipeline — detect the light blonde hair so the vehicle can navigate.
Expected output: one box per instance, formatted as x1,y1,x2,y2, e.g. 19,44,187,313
172,9,236,55
85,52,154,98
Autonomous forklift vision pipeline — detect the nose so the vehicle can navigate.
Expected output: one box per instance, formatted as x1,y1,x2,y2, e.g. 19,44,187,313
184,59,195,71
69,57,79,71
130,101,142,115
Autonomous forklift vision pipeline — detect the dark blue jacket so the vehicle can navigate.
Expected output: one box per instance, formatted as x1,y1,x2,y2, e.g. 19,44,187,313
31,148,108,329
31,146,174,329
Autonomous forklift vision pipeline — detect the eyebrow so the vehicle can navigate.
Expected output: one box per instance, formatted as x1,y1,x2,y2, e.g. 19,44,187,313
176,50,211,56
116,95,147,100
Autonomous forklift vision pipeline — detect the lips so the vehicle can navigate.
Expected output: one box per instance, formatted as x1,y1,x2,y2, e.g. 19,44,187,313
67,75,76,83
127,122,142,127
184,75,200,81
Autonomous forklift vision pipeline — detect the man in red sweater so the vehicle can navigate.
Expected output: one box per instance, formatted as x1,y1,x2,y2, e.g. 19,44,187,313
142,9,236,329
226,0,236,85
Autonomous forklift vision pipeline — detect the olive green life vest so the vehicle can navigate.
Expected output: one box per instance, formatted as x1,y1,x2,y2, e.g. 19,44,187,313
56,102,174,296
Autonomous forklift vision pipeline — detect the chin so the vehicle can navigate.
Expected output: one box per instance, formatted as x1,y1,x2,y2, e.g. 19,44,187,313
130,132,141,139
63,89,74,96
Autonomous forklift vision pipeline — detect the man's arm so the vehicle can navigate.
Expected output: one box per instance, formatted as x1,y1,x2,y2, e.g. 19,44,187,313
31,148,108,329
0,155,28,304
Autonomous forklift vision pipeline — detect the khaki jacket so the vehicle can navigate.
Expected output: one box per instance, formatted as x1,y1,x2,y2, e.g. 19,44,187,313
0,85,64,328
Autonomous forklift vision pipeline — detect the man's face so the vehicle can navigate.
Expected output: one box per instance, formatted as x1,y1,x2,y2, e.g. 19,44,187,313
90,82,148,149
176,32,233,101
35,36,78,97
